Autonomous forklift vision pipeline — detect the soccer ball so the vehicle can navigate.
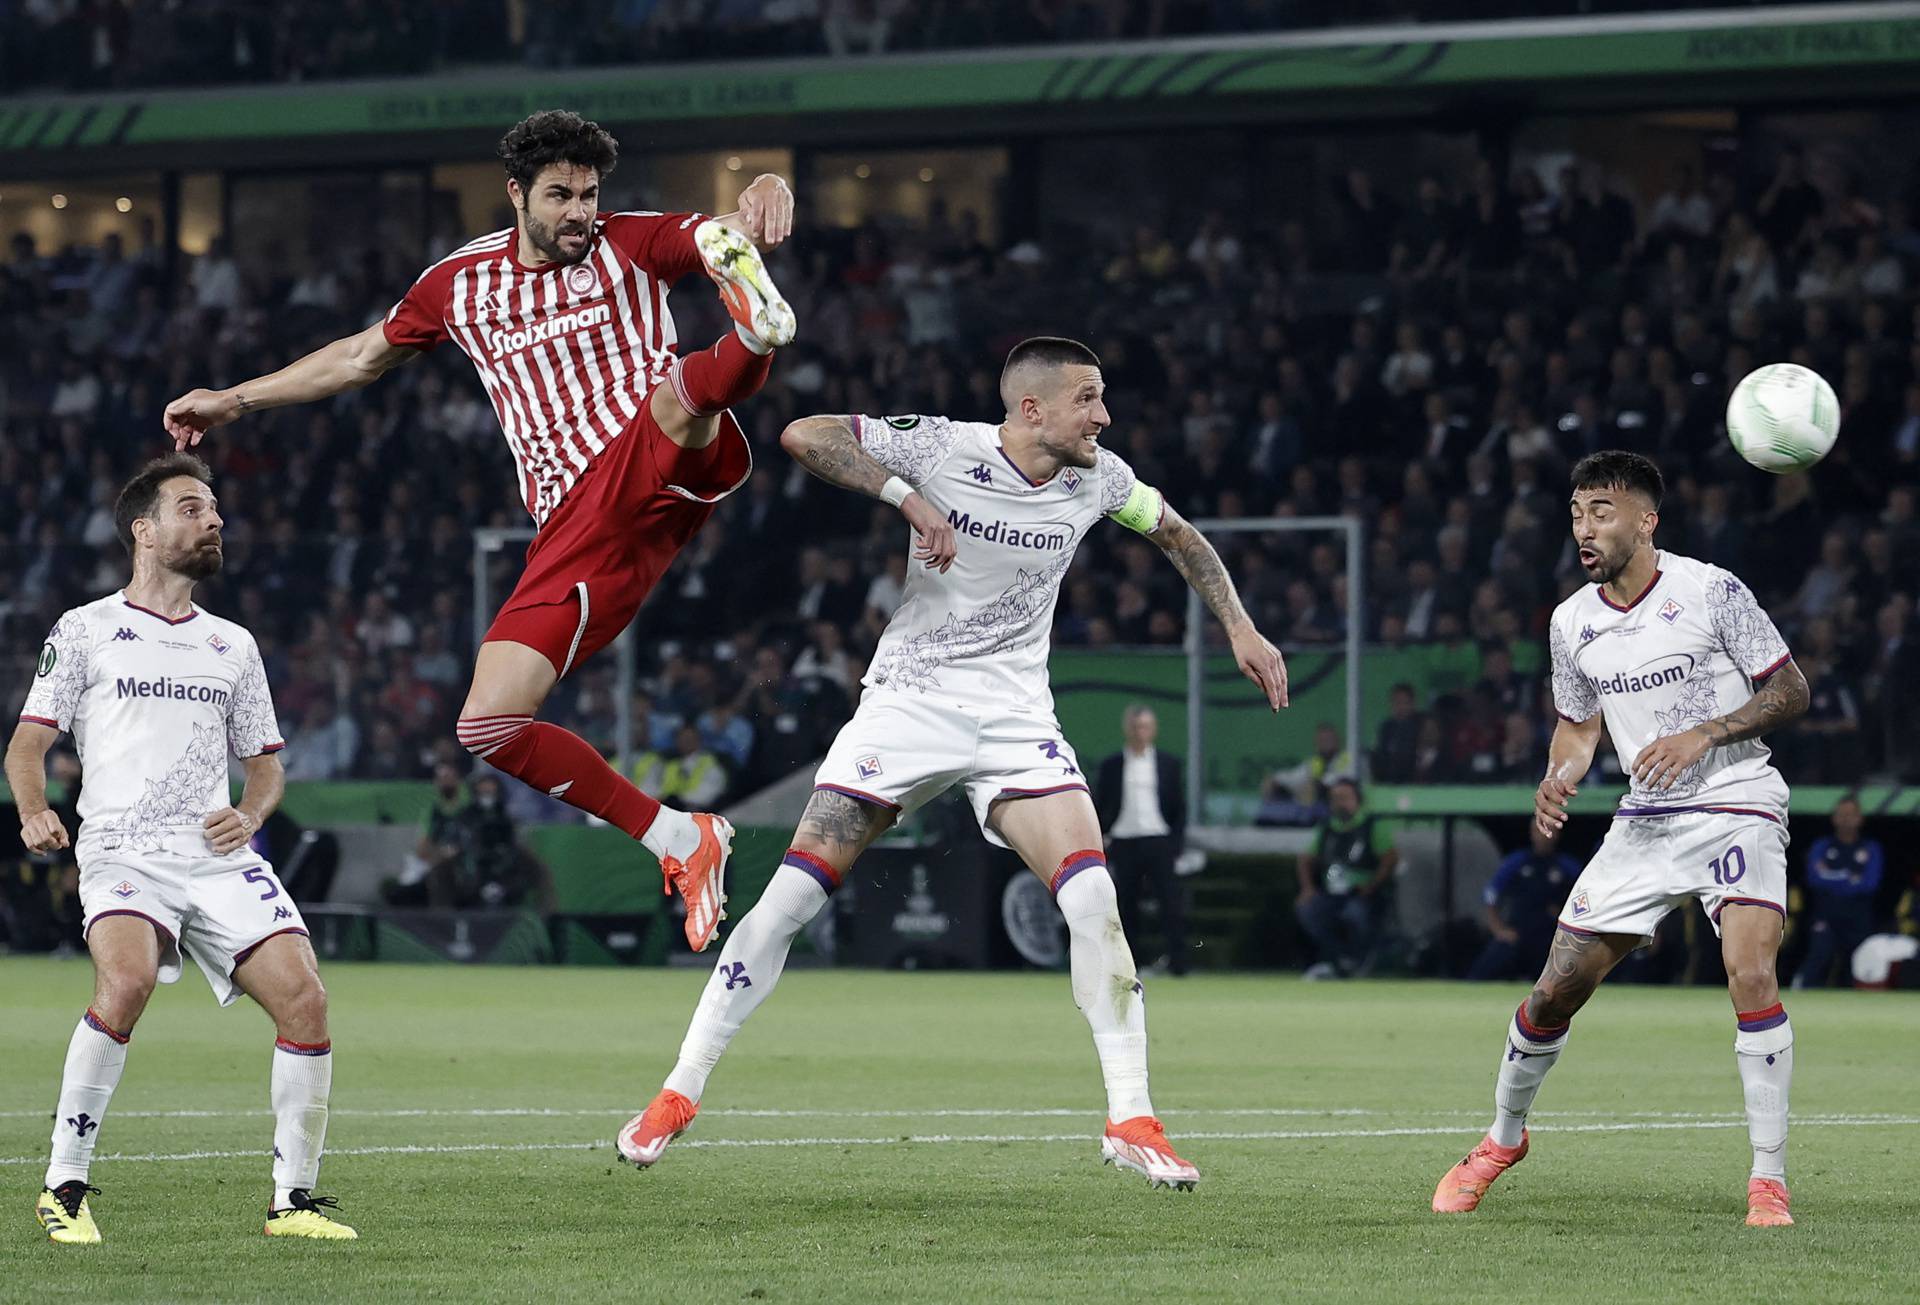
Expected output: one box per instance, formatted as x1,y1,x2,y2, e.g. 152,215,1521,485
1725,363,1840,473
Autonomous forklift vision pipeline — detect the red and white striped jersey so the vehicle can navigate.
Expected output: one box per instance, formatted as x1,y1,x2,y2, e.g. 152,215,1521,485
384,210,706,525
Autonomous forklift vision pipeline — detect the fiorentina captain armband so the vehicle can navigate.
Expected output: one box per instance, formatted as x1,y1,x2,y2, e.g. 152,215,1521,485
1110,481,1166,535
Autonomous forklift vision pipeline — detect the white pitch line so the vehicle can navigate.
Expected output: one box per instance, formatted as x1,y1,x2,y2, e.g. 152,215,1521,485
0,1117,1913,1168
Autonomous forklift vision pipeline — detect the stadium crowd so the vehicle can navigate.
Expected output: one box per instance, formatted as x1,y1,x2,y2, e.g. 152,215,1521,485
0,0,1807,91
4,132,1920,810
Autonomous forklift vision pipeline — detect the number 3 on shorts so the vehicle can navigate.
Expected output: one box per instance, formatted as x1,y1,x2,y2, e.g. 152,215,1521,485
1709,845,1747,886
242,867,281,901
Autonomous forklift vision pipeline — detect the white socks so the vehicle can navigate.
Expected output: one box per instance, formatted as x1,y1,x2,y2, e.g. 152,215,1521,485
664,862,830,1102
641,806,703,864
1055,859,1153,1122
45,1009,129,1188
1489,1004,1568,1148
271,1038,333,1206
1735,1005,1793,1181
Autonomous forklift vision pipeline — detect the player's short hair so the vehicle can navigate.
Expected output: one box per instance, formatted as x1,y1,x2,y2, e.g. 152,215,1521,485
497,110,619,196
115,453,213,556
1001,336,1100,399
1570,450,1664,508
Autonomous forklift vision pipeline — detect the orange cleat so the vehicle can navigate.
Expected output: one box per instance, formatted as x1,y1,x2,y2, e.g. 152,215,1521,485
660,813,733,952
1432,1131,1529,1213
693,220,795,349
1746,1177,1793,1227
617,1089,699,1168
1100,1116,1199,1191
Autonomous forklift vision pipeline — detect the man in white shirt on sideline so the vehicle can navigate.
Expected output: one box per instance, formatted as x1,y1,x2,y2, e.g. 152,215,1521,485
1094,704,1189,975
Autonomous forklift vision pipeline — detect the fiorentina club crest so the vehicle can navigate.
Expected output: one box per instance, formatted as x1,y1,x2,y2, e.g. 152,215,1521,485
207,633,231,654
856,756,883,780
1570,891,1591,918
112,881,139,899
1062,468,1081,493
566,263,598,296
1658,599,1683,625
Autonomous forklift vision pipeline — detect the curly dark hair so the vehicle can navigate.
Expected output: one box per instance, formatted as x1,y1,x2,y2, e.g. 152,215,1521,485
115,452,213,556
496,109,619,196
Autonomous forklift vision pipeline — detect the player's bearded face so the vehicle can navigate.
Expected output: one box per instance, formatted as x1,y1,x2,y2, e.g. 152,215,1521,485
1570,490,1652,585
150,479,223,579
517,164,598,266
1035,367,1111,469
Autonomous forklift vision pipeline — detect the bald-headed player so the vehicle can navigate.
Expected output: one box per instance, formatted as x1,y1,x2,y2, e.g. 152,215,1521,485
1431,451,1810,1228
616,337,1289,1189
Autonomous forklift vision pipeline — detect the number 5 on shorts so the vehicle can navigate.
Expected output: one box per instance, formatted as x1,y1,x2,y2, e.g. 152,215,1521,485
243,867,281,901
1709,845,1747,886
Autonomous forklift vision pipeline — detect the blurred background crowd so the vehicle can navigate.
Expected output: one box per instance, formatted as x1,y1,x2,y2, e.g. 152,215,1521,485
7,113,1920,807
0,0,1778,91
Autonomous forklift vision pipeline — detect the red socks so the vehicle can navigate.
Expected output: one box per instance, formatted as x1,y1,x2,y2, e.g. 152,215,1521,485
670,330,774,417
457,714,661,839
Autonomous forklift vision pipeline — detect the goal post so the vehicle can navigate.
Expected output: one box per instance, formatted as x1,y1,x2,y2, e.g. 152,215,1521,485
1184,515,1364,825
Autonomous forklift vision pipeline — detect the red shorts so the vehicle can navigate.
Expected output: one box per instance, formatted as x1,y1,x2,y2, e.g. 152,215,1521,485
485,402,751,677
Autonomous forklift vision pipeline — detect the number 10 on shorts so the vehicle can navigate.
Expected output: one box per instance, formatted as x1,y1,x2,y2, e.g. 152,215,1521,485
1709,845,1747,885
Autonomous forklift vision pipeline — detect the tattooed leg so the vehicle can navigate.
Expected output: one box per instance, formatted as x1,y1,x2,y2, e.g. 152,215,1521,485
657,790,896,1106
1469,928,1643,1152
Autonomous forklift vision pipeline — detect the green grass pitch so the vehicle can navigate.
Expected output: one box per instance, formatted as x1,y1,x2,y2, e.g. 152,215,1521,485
2,957,1915,1303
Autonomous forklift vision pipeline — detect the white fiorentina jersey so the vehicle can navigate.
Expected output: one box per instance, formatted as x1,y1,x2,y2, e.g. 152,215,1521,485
1549,551,1793,818
854,414,1150,714
18,593,285,859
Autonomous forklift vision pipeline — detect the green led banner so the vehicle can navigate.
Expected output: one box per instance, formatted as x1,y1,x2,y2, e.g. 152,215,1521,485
2,11,1917,153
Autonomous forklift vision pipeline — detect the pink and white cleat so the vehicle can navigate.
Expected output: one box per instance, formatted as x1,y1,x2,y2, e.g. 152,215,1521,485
1100,1116,1200,1191
617,1089,699,1168
660,813,733,952
1432,1131,1528,1213
1746,1177,1793,1227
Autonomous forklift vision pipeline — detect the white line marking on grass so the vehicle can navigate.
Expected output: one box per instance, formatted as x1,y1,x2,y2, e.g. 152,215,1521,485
1,1117,1912,1167
1,1106,1914,1122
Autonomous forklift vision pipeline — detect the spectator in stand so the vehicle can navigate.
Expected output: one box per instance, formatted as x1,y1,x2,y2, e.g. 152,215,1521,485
658,724,727,811
1795,794,1885,988
1295,778,1398,979
1372,683,1423,783
1466,824,1579,981
1095,705,1190,976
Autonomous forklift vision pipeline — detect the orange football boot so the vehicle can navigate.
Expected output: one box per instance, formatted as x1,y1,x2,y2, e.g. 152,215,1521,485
660,813,733,952
1432,1131,1529,1213
618,1089,699,1168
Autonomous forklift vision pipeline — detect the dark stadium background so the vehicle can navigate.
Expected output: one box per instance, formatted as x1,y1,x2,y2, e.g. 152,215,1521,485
3,0,1919,978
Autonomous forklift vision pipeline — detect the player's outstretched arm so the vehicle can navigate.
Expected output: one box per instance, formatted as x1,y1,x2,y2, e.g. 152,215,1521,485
713,174,795,249
1536,713,1602,837
5,720,69,853
206,751,286,856
780,416,956,572
164,321,419,450
1632,660,1809,791
1147,504,1288,710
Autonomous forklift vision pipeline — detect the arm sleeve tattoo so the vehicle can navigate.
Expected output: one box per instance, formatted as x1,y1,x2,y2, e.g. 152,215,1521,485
1152,507,1251,633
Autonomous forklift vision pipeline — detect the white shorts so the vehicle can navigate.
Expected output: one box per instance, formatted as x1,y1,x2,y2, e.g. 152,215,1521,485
1558,810,1789,943
80,844,307,1007
813,690,1089,849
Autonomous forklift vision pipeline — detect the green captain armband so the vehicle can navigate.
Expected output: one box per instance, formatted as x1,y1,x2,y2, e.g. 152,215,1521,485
1110,480,1166,535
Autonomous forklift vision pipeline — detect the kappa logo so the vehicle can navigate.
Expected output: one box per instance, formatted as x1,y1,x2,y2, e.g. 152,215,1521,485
207,633,231,654
1658,598,1683,625
856,755,883,780
273,905,293,921
1038,741,1078,776
1570,891,1591,918
111,881,139,899
1579,625,1598,644
113,628,141,642
970,464,994,485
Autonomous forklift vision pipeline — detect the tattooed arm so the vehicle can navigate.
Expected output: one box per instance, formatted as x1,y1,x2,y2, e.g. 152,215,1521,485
780,416,957,571
1147,504,1289,710
1632,660,1809,790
